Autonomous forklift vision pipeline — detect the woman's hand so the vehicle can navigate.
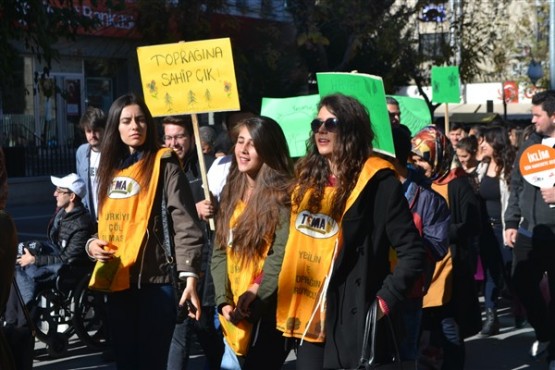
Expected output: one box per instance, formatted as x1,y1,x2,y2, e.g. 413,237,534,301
88,239,115,262
179,276,201,320
221,304,236,323
235,283,259,319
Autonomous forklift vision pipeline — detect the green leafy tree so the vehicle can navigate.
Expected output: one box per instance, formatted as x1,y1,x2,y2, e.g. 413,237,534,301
0,0,124,89
287,0,511,116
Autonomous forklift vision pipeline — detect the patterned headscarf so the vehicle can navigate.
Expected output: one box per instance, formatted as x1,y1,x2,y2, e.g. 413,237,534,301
411,125,460,183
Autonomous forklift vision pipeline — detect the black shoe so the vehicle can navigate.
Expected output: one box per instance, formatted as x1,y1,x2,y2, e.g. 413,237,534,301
480,308,500,336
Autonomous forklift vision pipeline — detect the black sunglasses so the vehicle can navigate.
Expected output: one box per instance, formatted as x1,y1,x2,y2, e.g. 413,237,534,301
311,118,340,133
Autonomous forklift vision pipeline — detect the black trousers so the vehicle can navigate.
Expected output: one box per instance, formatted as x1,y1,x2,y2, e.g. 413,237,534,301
512,233,555,359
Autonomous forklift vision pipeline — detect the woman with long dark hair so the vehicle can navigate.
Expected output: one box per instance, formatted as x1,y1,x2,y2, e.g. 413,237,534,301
211,116,293,369
277,93,426,369
86,93,204,370
476,125,519,334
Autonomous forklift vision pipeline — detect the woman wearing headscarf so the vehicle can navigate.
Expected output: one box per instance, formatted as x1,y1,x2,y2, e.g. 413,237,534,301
411,126,482,370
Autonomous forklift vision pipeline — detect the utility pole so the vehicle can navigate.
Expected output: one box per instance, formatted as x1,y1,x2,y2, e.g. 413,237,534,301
449,0,463,101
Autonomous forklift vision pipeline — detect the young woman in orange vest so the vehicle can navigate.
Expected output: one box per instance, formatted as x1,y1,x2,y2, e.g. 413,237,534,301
211,116,293,369
85,93,204,370
276,93,426,369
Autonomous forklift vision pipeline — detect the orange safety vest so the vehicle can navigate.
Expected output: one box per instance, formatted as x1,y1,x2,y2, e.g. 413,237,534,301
423,182,453,308
89,148,172,292
219,201,271,356
276,156,394,342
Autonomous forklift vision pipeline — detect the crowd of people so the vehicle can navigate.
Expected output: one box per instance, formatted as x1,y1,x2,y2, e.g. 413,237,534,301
0,88,554,370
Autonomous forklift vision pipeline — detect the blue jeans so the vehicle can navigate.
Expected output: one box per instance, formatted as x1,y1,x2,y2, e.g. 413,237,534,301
14,263,61,305
106,284,176,370
220,337,242,370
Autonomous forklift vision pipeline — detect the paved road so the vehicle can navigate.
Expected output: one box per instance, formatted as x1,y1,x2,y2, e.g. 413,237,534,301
6,202,551,369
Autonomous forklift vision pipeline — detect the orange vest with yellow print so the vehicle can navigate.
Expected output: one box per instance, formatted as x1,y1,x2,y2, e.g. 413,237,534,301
276,156,394,343
89,148,172,292
423,182,453,308
219,201,271,356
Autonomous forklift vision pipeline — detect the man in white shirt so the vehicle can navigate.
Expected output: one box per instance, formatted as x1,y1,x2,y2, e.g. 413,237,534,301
76,107,105,222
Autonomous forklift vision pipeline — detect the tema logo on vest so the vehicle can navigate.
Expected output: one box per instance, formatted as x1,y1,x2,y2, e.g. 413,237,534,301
108,176,141,199
295,211,338,239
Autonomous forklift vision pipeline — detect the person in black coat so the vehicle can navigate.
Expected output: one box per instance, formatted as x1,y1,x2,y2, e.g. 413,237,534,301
8,173,93,307
276,94,426,370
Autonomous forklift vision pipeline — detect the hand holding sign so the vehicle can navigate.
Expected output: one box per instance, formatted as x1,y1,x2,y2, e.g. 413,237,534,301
520,144,555,192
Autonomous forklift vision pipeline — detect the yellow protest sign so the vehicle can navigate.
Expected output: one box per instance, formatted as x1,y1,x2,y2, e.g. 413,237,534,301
137,38,240,117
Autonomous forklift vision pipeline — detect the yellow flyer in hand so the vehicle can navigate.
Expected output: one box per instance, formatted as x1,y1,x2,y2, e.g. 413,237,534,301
137,38,240,117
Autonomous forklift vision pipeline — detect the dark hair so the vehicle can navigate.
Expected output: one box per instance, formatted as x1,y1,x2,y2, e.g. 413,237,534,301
455,135,478,154
97,93,161,211
391,124,412,164
386,96,399,106
161,115,193,137
215,116,293,265
449,122,465,132
468,124,484,139
293,93,373,220
79,107,106,131
532,90,555,116
481,125,515,181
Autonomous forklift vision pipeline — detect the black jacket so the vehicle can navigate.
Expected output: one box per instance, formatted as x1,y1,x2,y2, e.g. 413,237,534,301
323,169,426,369
505,132,555,237
35,204,94,267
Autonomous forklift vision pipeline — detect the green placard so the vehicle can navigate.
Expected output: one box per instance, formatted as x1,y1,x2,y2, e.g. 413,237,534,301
431,66,461,103
389,95,432,135
316,72,394,157
260,94,320,158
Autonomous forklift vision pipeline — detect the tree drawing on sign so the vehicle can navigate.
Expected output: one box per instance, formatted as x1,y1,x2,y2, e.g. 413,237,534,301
224,81,232,98
433,81,440,93
147,80,158,99
448,72,457,88
205,89,212,106
164,93,174,112
187,90,197,106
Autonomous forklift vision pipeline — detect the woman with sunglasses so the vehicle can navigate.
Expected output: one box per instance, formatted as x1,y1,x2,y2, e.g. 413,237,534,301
276,93,426,369
211,116,293,369
85,93,204,370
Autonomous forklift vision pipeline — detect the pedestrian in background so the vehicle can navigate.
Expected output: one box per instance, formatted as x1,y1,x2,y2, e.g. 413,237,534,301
476,125,517,336
162,115,222,370
504,90,555,368
411,126,482,370
86,93,204,370
76,106,106,222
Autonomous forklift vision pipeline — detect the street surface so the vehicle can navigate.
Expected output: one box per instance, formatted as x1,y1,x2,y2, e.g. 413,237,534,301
5,201,551,369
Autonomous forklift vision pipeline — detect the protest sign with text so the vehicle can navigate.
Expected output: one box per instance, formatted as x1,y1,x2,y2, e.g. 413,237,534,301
137,38,240,117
